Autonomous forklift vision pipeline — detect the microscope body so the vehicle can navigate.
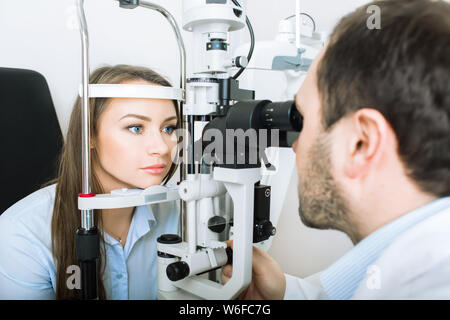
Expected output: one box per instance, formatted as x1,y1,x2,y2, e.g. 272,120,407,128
156,0,288,300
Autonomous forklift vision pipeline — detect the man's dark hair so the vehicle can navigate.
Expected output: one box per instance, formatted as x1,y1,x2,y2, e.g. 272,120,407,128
317,0,450,197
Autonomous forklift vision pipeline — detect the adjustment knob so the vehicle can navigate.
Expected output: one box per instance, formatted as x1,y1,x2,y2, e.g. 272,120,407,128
253,220,276,242
166,261,190,281
263,222,277,237
234,56,248,68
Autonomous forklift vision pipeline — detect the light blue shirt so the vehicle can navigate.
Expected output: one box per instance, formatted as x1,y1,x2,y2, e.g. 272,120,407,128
320,196,450,300
0,183,179,300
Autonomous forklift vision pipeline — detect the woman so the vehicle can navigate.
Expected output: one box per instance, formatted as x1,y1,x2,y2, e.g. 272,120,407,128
0,65,180,299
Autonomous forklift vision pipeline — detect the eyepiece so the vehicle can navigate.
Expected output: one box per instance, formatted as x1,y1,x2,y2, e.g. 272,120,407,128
259,100,302,132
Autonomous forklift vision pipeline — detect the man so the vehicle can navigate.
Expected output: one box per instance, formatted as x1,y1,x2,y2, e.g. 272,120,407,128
222,0,450,299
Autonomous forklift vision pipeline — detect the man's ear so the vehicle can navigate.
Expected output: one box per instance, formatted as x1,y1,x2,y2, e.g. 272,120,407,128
344,108,388,179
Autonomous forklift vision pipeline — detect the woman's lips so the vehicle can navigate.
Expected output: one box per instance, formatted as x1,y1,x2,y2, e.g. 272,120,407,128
141,164,166,175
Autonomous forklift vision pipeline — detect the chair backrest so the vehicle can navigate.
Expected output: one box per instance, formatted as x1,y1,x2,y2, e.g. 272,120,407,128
0,67,63,214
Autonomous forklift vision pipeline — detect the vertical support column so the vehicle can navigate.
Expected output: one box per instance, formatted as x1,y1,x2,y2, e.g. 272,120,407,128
76,0,99,300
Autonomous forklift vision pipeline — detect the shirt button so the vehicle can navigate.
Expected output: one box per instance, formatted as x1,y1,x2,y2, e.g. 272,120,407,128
116,274,123,279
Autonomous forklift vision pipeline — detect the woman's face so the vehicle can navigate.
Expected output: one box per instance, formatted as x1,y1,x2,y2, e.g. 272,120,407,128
93,80,178,192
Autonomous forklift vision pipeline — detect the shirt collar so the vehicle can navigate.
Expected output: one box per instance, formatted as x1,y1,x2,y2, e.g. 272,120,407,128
320,196,450,300
133,203,157,237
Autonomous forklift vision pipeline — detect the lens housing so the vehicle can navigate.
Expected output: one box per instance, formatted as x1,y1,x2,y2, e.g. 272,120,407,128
201,100,303,168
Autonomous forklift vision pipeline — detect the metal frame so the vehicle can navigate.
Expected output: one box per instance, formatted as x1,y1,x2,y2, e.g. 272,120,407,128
75,0,187,299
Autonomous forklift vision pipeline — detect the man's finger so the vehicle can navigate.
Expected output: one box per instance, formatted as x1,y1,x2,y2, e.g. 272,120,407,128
222,264,232,278
221,264,232,284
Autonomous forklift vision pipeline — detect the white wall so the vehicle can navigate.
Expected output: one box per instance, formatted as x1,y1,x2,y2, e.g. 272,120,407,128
1,0,371,279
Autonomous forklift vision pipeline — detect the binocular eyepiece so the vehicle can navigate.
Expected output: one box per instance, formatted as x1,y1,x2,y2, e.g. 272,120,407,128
204,99,302,148
215,100,302,132
199,100,302,169
257,100,303,133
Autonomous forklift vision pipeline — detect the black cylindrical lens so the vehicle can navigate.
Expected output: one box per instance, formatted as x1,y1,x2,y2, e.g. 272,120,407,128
260,100,302,132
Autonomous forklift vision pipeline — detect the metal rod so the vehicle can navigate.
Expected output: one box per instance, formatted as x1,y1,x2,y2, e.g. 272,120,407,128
76,0,94,230
296,0,301,50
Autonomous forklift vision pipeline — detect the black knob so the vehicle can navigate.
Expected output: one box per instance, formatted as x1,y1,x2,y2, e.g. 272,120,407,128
235,56,248,68
208,216,227,233
166,261,190,281
157,234,182,244
253,220,276,243
263,222,276,237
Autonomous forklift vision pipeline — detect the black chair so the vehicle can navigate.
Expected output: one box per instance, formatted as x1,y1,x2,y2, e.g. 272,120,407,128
0,67,63,214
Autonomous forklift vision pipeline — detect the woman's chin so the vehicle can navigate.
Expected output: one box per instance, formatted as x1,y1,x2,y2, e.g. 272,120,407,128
138,179,164,190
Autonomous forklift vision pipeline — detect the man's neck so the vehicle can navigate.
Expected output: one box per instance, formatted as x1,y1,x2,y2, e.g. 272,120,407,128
352,182,438,244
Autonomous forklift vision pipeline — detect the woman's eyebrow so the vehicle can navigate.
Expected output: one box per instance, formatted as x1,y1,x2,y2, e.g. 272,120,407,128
163,116,178,123
120,114,150,121
119,114,177,122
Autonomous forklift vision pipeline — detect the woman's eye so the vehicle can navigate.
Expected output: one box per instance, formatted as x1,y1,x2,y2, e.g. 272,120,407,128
162,125,176,134
127,125,143,134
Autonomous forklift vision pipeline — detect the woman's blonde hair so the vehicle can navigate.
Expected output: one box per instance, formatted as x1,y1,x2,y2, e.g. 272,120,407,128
48,64,180,299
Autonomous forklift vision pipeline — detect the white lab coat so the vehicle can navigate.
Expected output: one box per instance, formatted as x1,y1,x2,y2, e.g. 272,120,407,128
284,206,450,299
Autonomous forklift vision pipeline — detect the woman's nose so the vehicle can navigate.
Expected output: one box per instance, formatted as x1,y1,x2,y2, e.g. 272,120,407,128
146,130,170,156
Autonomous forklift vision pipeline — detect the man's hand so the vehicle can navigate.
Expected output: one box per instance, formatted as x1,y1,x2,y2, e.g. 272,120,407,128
221,241,286,300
